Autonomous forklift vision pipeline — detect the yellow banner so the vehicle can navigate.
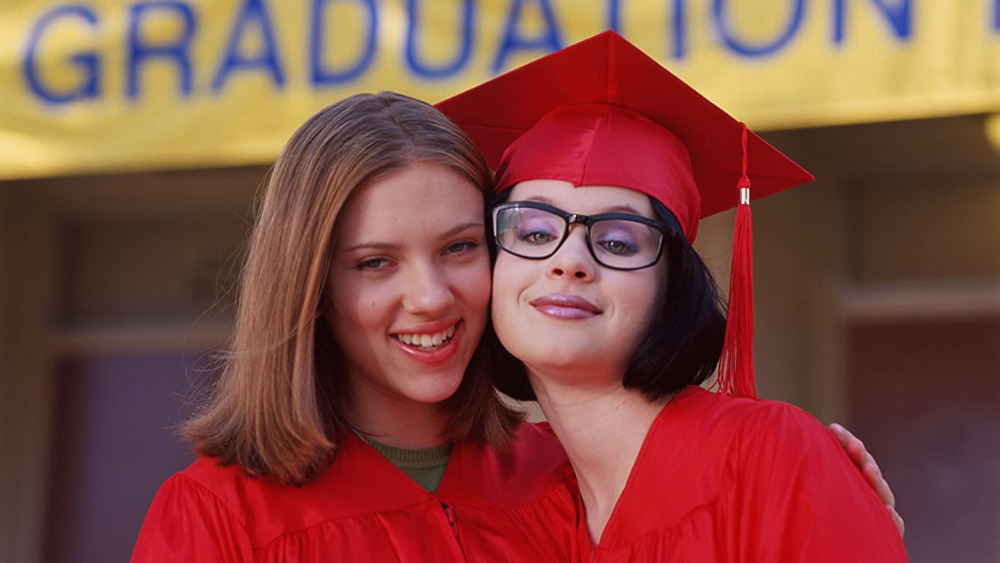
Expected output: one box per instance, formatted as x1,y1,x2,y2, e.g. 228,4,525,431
2,0,999,180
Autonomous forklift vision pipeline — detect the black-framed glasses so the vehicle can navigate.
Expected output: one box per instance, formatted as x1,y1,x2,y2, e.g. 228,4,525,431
491,201,674,271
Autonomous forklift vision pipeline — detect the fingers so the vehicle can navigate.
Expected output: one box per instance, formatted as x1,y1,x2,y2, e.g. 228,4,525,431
829,423,867,466
888,506,905,538
828,423,904,537
863,461,895,508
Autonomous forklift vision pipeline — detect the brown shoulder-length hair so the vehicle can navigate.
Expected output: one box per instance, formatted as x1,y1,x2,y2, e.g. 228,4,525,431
185,92,522,486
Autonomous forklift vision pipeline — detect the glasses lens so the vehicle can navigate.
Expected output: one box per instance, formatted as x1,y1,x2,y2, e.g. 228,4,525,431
495,206,565,258
589,219,663,269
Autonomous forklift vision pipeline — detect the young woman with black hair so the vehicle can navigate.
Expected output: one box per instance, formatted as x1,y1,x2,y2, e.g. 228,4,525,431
439,31,908,561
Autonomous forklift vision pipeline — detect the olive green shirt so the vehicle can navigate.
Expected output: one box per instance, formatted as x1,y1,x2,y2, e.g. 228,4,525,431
360,436,452,493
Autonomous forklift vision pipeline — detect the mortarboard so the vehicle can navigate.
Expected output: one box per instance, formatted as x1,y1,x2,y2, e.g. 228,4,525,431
437,30,814,399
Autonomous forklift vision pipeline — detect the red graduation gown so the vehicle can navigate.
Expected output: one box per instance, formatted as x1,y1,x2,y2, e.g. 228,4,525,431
576,386,907,562
131,422,577,562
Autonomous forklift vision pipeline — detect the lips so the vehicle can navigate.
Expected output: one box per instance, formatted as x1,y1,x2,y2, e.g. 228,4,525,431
530,294,602,319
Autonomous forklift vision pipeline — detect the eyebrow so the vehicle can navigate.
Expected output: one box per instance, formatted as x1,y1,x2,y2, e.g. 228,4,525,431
340,221,485,253
521,196,645,216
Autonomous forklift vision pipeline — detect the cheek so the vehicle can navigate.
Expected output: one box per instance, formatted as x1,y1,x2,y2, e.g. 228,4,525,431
620,271,666,344
463,258,493,311
491,254,526,303
446,254,492,319
328,278,394,336
490,254,528,332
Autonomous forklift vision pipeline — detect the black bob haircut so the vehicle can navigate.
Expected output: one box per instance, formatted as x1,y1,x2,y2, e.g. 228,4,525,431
486,196,727,402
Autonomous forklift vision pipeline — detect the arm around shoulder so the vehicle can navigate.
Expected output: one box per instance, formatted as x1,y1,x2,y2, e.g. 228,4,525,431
722,401,907,563
131,473,254,563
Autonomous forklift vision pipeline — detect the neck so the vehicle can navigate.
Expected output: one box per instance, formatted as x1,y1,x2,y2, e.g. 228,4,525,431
528,366,670,545
345,377,450,450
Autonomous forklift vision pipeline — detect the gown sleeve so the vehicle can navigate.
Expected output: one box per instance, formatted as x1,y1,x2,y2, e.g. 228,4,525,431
720,402,907,563
131,474,254,562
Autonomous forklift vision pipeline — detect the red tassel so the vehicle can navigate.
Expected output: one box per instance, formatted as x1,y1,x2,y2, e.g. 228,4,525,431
713,123,757,399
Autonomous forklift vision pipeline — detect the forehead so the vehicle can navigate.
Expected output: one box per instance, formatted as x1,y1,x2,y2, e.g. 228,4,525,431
508,180,656,218
334,162,484,244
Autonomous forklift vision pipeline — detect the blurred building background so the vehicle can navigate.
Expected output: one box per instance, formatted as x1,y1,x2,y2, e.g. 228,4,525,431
1,1,998,562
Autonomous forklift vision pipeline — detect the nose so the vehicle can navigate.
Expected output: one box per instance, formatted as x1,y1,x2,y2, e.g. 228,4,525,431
402,262,456,316
548,226,596,281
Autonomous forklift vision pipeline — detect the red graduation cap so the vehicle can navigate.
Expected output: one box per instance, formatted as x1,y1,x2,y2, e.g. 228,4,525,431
437,30,814,399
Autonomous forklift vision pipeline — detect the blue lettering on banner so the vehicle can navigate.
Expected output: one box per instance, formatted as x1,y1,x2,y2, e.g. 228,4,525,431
670,0,687,59
713,0,804,57
311,0,377,86
607,0,621,33
127,1,197,99
405,0,474,79
833,0,912,45
492,0,564,73
993,0,999,32
23,5,101,104
211,0,285,92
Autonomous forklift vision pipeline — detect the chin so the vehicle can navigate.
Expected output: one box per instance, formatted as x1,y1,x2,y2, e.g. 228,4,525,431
405,376,465,404
520,338,594,366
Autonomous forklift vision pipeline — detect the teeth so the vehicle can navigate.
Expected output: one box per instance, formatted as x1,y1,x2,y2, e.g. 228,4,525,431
395,325,457,350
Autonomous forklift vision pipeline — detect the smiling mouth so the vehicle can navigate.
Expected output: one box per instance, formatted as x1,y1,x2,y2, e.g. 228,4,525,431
392,324,457,352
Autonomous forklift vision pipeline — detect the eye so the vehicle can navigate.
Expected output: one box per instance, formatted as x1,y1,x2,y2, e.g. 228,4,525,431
592,220,655,257
516,220,561,245
597,238,640,256
444,240,480,255
355,257,392,271
521,230,555,244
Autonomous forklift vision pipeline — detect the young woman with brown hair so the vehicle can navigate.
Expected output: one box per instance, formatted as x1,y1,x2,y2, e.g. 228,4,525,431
131,92,577,562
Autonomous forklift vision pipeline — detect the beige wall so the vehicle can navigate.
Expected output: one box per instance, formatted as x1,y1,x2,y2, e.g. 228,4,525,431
1,183,56,563
854,179,1000,283
0,168,260,561
745,115,1000,422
